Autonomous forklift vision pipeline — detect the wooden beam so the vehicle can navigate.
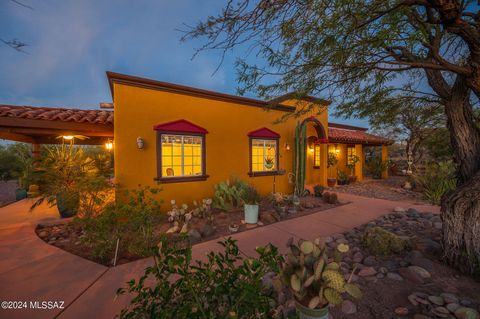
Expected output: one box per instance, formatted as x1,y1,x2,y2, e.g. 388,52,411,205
0,117,113,133
0,127,113,137
0,132,36,143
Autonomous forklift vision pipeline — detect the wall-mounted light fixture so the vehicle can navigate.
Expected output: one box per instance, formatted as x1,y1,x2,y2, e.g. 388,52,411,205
105,139,114,151
335,144,340,154
284,142,291,151
62,135,74,140
307,136,317,153
136,137,144,149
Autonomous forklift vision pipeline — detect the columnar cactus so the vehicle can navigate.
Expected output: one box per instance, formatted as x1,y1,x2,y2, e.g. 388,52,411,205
294,122,307,197
281,238,362,309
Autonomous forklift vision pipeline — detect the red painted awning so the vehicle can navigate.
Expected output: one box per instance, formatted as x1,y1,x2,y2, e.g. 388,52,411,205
153,119,208,134
248,127,280,138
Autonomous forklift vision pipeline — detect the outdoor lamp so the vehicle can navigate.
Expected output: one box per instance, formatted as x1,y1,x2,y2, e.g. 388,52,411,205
335,145,340,154
136,137,144,149
105,140,113,151
62,135,74,140
284,142,291,151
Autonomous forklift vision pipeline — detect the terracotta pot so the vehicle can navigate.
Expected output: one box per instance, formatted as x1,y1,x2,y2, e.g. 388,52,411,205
327,178,336,187
348,175,357,183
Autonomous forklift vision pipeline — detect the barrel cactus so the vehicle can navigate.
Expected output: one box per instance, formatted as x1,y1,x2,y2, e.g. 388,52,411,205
281,238,362,310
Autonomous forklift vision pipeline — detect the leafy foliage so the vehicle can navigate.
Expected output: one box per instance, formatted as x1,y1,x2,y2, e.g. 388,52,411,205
365,157,389,179
282,238,361,309
414,160,457,205
117,238,282,319
0,143,33,185
76,186,164,263
362,227,406,256
213,177,248,210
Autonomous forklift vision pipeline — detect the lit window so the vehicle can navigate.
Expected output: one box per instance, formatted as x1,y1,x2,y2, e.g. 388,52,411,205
251,139,278,172
161,134,203,177
347,146,356,165
314,144,321,168
154,119,208,183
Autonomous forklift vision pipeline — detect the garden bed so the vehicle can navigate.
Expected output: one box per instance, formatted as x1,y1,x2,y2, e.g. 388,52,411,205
310,208,480,319
333,176,428,203
35,195,343,266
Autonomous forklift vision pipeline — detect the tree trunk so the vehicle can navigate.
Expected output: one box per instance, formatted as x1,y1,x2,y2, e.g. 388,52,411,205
440,76,480,277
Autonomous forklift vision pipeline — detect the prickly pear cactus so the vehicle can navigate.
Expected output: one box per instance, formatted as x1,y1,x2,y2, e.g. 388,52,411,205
281,238,363,310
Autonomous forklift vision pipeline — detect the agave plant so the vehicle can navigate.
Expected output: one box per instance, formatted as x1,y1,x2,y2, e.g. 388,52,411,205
281,238,362,310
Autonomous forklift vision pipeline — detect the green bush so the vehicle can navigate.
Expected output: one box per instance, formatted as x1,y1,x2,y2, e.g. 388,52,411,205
362,227,406,255
414,160,456,205
365,157,389,179
213,177,248,210
117,238,282,319
313,184,324,197
77,186,164,263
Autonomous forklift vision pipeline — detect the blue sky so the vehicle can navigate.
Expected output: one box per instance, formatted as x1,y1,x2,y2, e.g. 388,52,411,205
0,0,368,127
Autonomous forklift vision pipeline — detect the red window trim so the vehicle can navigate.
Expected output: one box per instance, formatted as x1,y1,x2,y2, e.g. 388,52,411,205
248,127,281,139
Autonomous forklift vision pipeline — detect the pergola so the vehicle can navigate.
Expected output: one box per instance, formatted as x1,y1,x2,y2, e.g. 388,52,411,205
0,104,113,158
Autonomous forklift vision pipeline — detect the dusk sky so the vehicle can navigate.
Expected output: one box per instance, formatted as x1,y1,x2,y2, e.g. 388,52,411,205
0,0,368,127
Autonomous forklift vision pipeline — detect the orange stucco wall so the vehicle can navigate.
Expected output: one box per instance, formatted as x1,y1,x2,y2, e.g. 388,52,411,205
113,83,329,205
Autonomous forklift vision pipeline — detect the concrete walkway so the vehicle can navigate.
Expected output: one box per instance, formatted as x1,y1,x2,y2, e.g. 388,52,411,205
0,194,439,319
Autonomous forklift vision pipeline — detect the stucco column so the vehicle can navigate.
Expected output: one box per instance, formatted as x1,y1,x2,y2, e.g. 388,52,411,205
320,143,328,186
355,144,364,181
381,144,389,179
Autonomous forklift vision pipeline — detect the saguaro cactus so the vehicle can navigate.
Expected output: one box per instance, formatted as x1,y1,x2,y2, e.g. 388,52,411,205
293,122,307,197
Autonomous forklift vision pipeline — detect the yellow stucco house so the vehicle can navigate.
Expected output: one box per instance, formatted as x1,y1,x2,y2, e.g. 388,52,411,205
107,72,391,203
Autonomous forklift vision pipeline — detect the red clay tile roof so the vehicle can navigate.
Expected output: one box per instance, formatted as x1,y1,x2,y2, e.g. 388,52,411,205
328,127,391,145
0,104,113,125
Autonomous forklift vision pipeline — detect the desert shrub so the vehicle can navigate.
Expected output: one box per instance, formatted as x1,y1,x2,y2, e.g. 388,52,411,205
313,184,324,197
362,227,406,255
322,192,338,204
77,186,164,263
365,157,390,179
414,160,456,205
117,238,282,319
213,177,248,210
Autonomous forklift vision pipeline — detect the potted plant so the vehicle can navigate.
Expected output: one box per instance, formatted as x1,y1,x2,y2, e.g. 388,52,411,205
281,238,362,319
327,152,338,187
264,157,275,170
241,184,261,224
336,170,349,185
346,154,360,183
31,144,108,218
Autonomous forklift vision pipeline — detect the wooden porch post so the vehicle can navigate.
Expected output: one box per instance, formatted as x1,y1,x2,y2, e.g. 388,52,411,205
381,144,389,179
32,143,41,160
355,144,364,181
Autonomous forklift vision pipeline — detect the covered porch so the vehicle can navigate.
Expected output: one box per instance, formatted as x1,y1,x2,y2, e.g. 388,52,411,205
0,105,114,157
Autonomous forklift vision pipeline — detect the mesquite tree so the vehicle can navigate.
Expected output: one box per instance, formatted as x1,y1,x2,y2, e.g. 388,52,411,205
183,0,480,275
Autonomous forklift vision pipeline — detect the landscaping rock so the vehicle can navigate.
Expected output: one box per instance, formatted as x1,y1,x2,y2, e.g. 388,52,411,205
432,306,450,318
394,207,406,213
408,266,431,279
416,238,442,255
454,307,479,319
188,229,202,243
358,266,377,277
341,300,357,315
428,296,445,306
407,208,419,217
447,303,461,313
413,315,432,319
363,255,377,266
200,224,215,237
441,293,459,304
395,307,409,316
398,267,425,284
387,272,403,281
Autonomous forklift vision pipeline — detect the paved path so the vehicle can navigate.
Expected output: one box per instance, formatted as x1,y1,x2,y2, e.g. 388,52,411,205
0,194,439,319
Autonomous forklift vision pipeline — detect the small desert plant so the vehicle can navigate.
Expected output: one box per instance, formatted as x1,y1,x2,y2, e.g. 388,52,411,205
241,184,261,205
269,192,286,207
322,192,338,204
362,227,406,255
313,185,324,197
166,201,192,234
192,198,213,222
77,186,164,263
346,154,360,176
414,160,456,205
365,157,390,179
337,169,349,184
281,238,362,310
117,238,282,319
212,177,248,210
